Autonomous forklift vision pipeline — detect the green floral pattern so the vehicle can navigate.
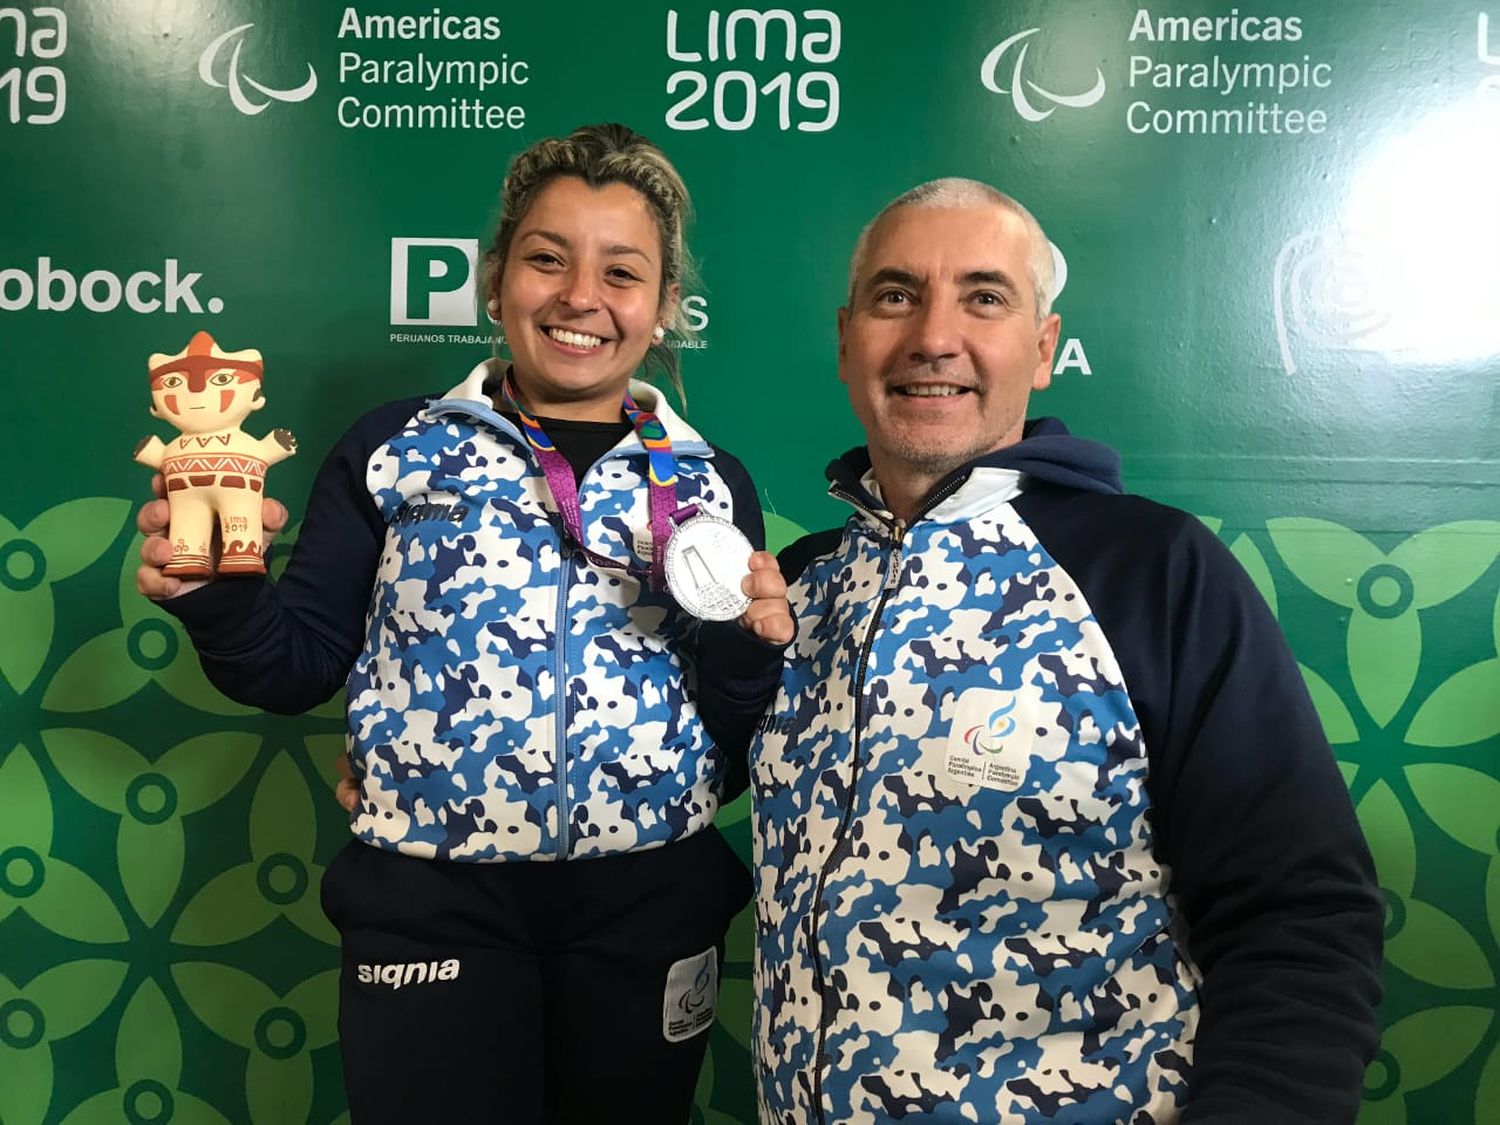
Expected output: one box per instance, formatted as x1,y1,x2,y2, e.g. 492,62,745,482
1214,517,1500,1124
172,964,338,1125
2,504,1495,1123
173,752,337,947
58,979,231,1125
42,729,259,927
1266,519,1500,730
0,502,130,697
1,748,128,943
0,961,128,1125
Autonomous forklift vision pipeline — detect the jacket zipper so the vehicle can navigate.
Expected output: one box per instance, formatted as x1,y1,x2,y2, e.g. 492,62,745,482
553,540,573,858
549,448,644,862
808,474,968,1123
417,407,712,862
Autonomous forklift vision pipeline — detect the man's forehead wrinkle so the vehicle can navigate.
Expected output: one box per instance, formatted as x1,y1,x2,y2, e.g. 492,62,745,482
864,266,924,290
859,263,1020,293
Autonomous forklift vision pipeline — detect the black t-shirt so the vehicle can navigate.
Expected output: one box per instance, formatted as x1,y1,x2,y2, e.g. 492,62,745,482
499,412,633,485
483,366,633,484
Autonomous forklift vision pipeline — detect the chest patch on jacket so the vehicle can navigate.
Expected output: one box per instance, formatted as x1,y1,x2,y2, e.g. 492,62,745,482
943,687,1035,791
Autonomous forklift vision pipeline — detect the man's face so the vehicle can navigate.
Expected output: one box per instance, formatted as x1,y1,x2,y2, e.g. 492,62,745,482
838,204,1060,485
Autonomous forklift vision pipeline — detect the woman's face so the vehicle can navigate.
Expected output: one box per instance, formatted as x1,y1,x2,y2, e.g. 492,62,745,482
495,176,673,421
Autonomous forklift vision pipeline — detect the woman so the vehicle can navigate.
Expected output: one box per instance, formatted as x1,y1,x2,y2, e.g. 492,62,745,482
136,123,790,1123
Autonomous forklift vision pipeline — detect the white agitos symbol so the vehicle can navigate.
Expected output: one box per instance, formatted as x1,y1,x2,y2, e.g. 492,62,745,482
1049,242,1068,304
980,28,1105,122
198,24,317,116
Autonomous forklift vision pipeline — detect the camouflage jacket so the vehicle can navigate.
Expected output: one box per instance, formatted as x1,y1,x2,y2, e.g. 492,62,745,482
751,419,1382,1124
169,360,773,863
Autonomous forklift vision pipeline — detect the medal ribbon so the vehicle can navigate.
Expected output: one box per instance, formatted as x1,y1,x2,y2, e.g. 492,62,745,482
500,373,684,590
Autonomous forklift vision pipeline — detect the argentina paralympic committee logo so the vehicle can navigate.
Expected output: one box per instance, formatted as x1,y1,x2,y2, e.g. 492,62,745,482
980,28,1106,122
944,688,1032,792
198,23,317,115
964,696,1017,755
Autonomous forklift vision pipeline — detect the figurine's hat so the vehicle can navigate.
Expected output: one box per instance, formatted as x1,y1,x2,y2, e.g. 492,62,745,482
149,332,264,391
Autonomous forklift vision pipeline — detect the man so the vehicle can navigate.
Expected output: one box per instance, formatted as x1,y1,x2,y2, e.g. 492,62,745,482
750,179,1383,1123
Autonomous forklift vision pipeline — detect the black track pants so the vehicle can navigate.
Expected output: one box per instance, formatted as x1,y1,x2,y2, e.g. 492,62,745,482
321,828,752,1124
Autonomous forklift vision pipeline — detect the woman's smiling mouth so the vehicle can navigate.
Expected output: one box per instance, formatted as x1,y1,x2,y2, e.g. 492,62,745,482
542,325,607,350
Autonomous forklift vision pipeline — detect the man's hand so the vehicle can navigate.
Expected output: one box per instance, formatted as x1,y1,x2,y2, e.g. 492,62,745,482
135,475,289,600
335,751,359,813
739,551,794,645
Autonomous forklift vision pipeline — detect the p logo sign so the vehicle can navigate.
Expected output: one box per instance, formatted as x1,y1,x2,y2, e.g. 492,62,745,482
390,238,478,325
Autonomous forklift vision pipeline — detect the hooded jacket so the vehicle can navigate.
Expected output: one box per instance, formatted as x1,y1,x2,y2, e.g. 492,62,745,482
166,361,776,862
752,419,1382,1124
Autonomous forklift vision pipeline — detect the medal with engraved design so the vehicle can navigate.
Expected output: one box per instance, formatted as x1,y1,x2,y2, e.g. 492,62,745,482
664,514,753,621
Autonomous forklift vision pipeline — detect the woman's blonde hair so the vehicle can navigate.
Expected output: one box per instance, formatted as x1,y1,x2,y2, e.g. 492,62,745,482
482,123,697,400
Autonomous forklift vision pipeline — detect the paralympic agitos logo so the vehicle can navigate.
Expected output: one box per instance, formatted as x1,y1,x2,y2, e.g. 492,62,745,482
980,27,1106,122
198,23,318,115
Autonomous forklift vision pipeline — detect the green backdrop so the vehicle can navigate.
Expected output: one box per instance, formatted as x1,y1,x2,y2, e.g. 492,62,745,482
2,1,1498,1121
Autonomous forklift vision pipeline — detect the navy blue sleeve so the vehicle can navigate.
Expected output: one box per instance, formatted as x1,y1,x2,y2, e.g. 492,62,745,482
1017,485,1383,1124
160,397,426,715
691,444,786,801
777,527,844,586
711,443,767,553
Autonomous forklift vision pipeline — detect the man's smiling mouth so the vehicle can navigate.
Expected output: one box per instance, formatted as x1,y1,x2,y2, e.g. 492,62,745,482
893,383,971,397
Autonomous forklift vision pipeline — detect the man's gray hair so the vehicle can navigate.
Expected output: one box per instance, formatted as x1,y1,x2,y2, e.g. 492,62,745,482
846,178,1057,320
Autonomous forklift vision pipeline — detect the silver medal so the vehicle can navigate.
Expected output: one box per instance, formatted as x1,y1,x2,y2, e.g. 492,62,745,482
664,514,754,621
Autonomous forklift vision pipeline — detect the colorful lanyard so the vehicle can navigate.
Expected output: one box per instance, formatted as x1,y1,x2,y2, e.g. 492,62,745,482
499,372,687,591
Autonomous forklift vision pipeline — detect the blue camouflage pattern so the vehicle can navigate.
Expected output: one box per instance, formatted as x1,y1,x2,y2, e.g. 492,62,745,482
346,363,737,862
753,468,1199,1123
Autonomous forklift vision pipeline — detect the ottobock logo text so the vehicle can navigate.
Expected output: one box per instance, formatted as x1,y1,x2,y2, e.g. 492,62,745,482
0,258,223,315
981,28,1105,122
198,23,318,115
356,959,461,989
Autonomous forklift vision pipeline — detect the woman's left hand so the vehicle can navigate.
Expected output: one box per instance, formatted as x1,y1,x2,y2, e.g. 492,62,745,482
739,551,795,645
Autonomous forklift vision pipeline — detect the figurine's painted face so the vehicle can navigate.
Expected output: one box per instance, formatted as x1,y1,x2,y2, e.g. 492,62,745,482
149,360,265,435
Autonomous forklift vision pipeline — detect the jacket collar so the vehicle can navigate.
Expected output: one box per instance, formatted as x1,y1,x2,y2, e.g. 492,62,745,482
426,359,712,455
827,417,1122,530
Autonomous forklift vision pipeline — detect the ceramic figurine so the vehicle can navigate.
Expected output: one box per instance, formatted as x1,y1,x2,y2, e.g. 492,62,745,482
134,330,296,577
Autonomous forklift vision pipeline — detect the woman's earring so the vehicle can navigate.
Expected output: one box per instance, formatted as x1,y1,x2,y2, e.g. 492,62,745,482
653,324,666,343
486,299,501,320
